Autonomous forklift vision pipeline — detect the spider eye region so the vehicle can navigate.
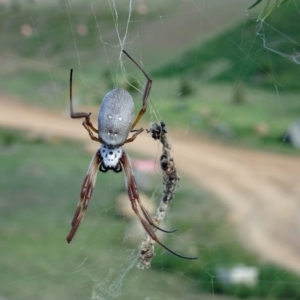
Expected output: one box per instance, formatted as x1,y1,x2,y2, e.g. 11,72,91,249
100,144,122,169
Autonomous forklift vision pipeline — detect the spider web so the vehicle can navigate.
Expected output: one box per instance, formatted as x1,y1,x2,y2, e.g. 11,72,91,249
1,0,300,300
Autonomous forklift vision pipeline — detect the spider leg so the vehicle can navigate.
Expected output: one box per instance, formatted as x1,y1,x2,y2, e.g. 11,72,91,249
82,120,101,142
121,151,197,259
70,69,99,134
134,195,178,233
67,150,102,243
125,128,144,144
122,50,152,130
120,149,176,233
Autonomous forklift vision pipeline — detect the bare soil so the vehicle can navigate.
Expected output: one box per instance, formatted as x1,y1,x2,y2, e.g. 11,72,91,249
1,93,300,274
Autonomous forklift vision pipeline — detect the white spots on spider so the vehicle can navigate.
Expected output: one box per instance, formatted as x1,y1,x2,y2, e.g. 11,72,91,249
107,114,122,121
100,144,122,168
105,115,123,137
107,132,118,136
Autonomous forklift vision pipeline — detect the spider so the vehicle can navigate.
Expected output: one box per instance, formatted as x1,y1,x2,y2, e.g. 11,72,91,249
66,50,197,260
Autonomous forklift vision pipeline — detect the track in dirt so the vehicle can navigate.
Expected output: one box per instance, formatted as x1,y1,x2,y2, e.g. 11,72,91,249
1,93,300,274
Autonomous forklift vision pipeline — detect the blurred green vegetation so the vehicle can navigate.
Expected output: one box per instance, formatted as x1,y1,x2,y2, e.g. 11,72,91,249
1,1,300,300
1,128,300,299
154,1,300,91
150,79,300,154
248,0,291,21
0,128,203,299
0,1,299,153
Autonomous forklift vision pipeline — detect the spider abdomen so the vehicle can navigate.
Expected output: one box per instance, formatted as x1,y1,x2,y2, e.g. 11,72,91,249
98,88,134,147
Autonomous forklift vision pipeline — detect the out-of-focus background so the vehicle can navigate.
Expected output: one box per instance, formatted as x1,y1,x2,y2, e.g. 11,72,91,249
1,0,300,299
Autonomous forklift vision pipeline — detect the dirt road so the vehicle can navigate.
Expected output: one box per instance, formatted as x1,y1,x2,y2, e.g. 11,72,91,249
1,93,300,274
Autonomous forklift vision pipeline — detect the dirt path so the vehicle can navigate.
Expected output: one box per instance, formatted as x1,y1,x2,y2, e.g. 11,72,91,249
1,93,300,274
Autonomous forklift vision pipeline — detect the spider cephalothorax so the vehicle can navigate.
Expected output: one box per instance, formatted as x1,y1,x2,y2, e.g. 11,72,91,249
66,50,197,260
99,145,123,173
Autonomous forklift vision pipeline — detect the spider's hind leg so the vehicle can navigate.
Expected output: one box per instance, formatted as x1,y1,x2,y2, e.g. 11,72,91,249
122,50,152,131
69,69,99,134
82,120,101,142
125,128,144,144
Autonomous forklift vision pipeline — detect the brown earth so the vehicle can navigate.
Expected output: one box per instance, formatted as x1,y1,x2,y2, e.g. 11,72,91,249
1,93,300,274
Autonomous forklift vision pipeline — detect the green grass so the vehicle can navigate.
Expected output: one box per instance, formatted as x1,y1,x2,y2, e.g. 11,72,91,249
0,0,196,98
0,1,127,108
0,129,203,299
153,1,300,91
0,1,181,108
1,1,299,153
1,2,300,298
1,128,300,299
0,128,213,299
147,79,300,154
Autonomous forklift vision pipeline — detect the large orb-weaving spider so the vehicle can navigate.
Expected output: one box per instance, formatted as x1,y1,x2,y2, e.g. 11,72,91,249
66,50,197,260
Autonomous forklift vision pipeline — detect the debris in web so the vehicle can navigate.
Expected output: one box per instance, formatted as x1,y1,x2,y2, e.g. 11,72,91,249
138,122,180,269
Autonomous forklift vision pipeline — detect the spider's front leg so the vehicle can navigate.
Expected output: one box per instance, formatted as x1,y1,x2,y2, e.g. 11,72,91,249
67,150,102,243
120,151,196,260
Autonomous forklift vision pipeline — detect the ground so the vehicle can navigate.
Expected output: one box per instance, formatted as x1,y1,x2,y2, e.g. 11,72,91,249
1,93,300,274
